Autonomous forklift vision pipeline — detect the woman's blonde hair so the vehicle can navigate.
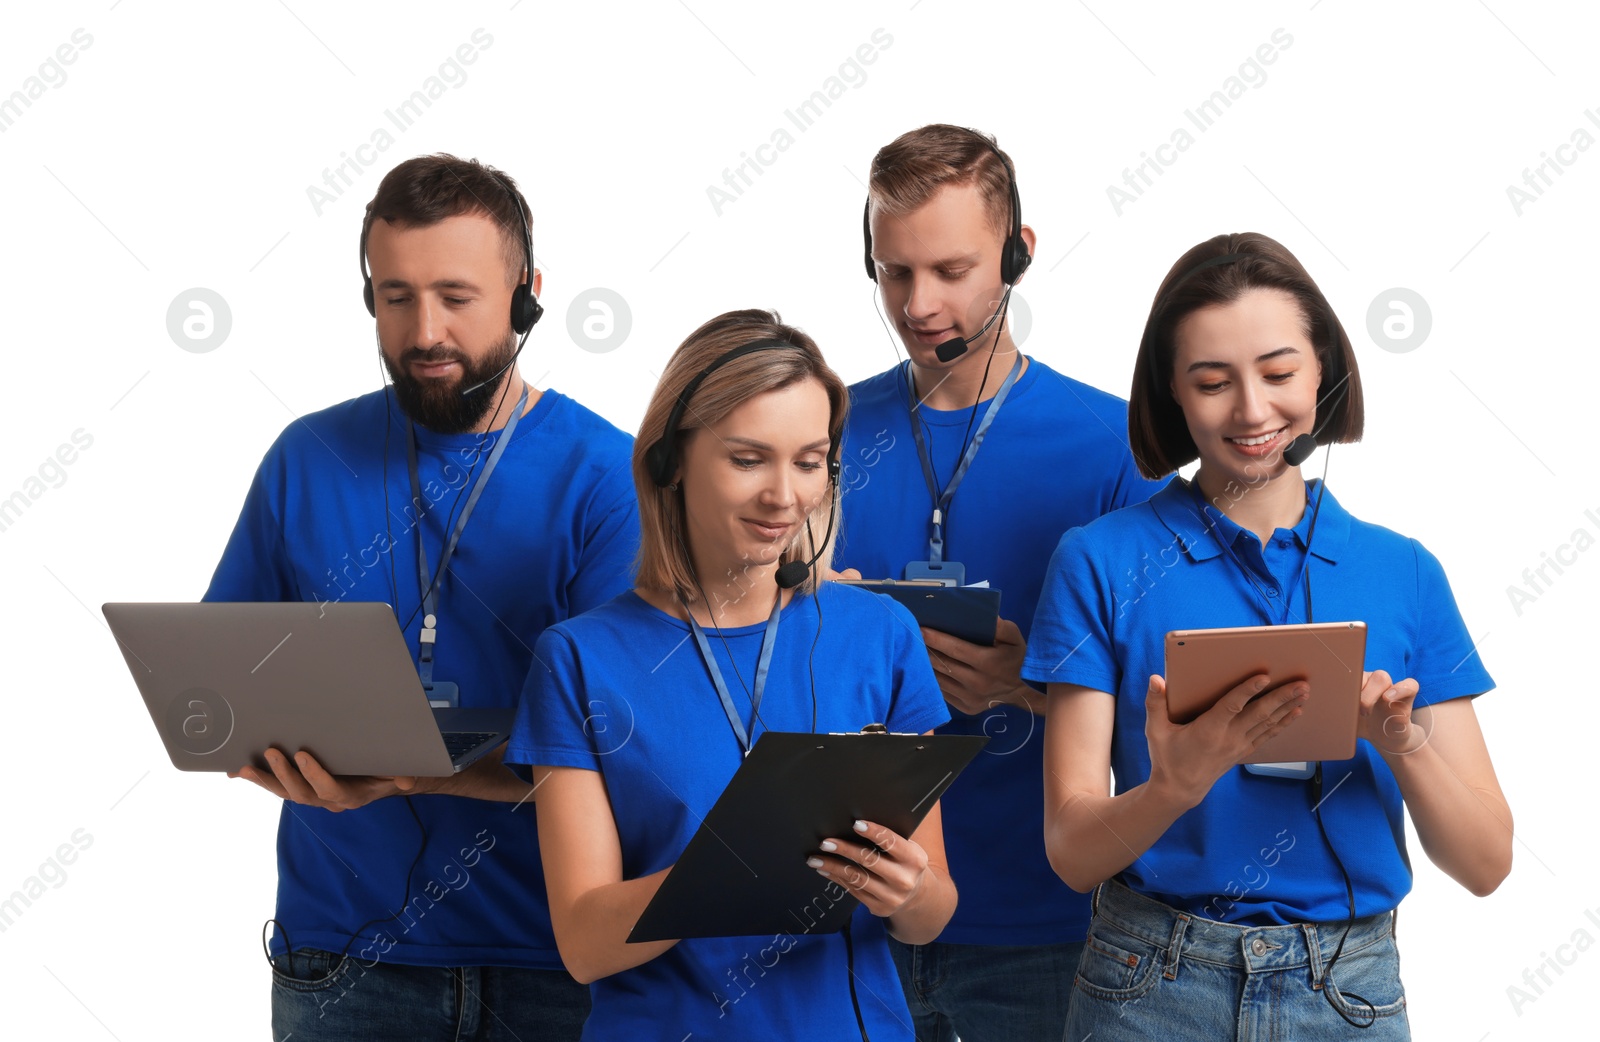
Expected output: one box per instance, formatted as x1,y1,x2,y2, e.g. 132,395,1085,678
633,309,848,600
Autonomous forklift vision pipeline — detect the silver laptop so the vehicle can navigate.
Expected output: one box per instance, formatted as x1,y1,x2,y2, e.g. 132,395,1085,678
102,602,512,776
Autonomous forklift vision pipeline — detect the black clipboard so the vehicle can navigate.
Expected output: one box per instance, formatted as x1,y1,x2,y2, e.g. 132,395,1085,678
839,579,1002,646
628,729,986,943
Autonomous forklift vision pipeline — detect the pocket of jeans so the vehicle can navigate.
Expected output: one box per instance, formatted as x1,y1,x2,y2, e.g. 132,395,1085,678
270,947,351,995
1324,934,1407,1020
1073,922,1162,1001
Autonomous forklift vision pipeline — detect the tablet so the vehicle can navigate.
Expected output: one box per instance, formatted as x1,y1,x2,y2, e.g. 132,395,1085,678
836,579,1001,646
1164,621,1367,764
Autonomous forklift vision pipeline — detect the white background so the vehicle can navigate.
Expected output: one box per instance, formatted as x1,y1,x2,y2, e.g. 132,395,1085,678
1,1,1594,1038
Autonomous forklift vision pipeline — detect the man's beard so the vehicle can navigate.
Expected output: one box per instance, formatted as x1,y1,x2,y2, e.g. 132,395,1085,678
383,332,519,434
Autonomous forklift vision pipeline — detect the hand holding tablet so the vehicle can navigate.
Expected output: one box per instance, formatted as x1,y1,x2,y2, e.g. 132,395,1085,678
1163,622,1367,764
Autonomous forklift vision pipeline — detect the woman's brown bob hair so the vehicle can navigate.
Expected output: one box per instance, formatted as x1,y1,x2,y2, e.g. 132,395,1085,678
1127,232,1364,479
633,309,848,600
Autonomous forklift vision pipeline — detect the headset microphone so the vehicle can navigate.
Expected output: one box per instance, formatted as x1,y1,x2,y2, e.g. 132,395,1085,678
775,458,842,590
864,128,1032,365
362,169,543,399
934,284,1014,363
460,330,531,398
1283,433,1317,467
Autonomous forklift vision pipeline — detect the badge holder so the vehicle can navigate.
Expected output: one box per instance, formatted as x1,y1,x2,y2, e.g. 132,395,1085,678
1244,761,1315,780
905,560,964,587
419,614,460,708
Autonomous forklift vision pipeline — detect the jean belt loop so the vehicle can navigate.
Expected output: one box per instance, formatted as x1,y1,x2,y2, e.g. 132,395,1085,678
1091,880,1103,918
1303,923,1326,990
1162,913,1191,981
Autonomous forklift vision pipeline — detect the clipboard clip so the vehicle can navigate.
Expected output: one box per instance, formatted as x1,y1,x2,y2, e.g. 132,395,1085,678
860,723,888,734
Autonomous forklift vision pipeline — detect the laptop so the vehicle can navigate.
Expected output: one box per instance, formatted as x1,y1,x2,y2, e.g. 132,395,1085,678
102,601,512,777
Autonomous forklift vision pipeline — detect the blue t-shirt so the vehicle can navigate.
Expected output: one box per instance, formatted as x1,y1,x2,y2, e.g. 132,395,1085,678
204,387,639,968
507,583,950,1041
834,358,1162,945
1022,477,1495,924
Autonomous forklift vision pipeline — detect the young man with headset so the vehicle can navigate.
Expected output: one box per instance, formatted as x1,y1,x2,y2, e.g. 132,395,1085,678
205,154,639,1041
833,124,1163,1040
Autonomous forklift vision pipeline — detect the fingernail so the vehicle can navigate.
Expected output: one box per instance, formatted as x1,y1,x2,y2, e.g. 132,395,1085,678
816,869,831,879
820,840,837,852
806,857,824,869
1255,677,1270,691
853,820,869,833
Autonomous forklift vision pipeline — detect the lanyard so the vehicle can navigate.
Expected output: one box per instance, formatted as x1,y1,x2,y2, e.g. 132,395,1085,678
684,590,783,756
404,384,529,687
1188,480,1312,628
905,351,1023,565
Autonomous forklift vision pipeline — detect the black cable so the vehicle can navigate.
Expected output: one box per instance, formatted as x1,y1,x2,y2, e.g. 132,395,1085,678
842,915,871,1042
949,301,1007,487
1309,766,1378,1029
262,796,430,975
678,531,780,746
1303,448,1332,624
808,576,823,735
396,367,517,636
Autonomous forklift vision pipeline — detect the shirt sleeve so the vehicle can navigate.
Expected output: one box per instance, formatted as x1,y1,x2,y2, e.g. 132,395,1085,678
202,446,299,603
1021,527,1121,695
1404,538,1494,707
566,459,642,617
506,626,604,772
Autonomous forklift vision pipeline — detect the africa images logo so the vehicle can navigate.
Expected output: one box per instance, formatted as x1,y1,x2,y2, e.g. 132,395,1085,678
164,687,234,756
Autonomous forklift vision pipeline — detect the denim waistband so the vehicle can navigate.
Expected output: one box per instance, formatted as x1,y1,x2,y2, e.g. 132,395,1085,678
1091,880,1394,979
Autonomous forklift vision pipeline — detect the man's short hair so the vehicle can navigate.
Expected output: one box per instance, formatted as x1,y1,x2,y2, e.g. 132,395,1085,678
867,124,1015,236
362,154,528,286
1127,232,1365,479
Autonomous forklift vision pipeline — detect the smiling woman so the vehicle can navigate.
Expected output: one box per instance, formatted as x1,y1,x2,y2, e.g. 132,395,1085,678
505,309,958,1041
1025,232,1512,1040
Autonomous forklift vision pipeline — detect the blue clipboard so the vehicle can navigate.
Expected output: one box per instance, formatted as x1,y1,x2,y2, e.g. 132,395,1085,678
840,579,1002,646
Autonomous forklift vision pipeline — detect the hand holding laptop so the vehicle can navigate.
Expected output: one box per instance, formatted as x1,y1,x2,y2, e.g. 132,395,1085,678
230,747,428,812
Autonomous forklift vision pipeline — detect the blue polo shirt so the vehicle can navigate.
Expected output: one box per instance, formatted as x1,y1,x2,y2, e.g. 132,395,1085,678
835,358,1162,945
1023,477,1494,924
205,387,639,968
507,583,951,1041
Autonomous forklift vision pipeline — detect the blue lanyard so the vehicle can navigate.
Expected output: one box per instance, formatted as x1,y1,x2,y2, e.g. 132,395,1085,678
1187,480,1312,628
684,591,783,756
404,385,529,687
905,352,1023,565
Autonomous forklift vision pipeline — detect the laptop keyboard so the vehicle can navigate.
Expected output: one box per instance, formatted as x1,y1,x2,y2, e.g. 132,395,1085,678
442,731,500,760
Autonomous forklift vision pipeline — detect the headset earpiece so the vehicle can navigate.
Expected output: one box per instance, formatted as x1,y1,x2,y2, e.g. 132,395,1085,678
510,281,543,335
360,170,543,335
862,128,1031,287
646,339,817,488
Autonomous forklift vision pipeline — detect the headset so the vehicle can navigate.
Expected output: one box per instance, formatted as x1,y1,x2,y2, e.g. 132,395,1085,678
645,339,841,590
361,170,544,336
862,127,1032,288
1157,246,1379,1027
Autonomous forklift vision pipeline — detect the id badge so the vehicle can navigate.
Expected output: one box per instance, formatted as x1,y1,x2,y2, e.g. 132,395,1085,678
904,560,964,586
1244,761,1315,780
424,681,460,709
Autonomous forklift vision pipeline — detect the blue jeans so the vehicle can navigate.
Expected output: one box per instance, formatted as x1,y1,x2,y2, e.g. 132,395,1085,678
1066,881,1409,1041
270,947,589,1041
888,936,1084,1042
